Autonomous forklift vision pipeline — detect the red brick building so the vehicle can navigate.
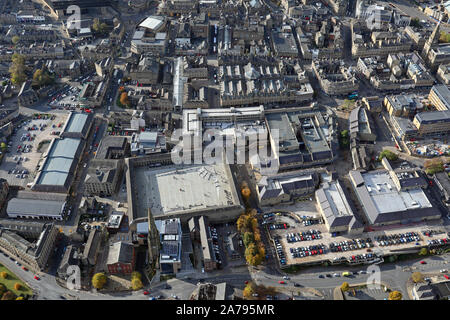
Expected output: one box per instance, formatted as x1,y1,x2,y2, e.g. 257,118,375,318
106,241,135,274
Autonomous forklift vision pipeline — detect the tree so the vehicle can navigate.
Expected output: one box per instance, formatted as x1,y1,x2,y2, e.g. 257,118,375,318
410,18,422,29
388,291,402,300
32,68,54,88
9,53,27,86
0,271,8,279
340,282,350,292
1,142,6,150
14,283,22,291
131,278,143,290
419,248,428,256
340,130,349,149
243,283,254,299
92,18,109,34
120,92,130,108
243,232,255,247
1,291,16,300
412,272,424,283
92,273,107,290
16,296,24,300
11,36,20,45
378,150,398,162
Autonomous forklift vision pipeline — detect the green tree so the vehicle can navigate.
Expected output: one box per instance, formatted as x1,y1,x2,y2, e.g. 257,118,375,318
32,68,54,88
92,273,107,290
340,130,350,149
243,232,255,247
0,271,8,279
1,142,6,150
419,248,428,256
378,150,398,162
9,53,27,86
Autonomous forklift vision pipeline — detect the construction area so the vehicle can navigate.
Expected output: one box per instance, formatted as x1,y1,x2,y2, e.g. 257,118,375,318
405,139,450,157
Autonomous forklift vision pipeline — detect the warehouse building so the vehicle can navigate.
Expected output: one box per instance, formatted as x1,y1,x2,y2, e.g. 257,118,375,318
32,137,85,193
60,112,93,140
6,191,68,220
349,169,441,226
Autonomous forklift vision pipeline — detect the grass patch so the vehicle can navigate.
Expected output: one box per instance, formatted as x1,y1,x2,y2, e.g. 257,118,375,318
0,264,33,297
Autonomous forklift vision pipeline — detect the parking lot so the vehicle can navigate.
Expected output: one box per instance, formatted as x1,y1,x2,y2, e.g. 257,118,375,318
0,112,69,188
265,207,450,268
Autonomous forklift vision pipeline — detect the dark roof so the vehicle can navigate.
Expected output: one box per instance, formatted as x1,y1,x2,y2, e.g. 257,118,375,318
107,241,134,265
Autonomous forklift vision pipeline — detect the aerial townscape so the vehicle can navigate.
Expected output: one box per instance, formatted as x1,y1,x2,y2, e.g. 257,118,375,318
0,0,450,304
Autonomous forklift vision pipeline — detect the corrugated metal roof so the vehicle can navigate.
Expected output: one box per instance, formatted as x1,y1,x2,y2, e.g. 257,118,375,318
7,198,65,217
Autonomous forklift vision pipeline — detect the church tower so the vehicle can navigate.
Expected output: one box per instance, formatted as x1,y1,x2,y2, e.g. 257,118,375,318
422,22,440,61
147,208,160,266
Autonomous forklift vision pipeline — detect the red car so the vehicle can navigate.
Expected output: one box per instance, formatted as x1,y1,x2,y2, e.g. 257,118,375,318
420,261,427,265
278,281,285,284
244,281,249,284
34,275,40,280
22,266,28,271
444,275,449,280
143,291,150,295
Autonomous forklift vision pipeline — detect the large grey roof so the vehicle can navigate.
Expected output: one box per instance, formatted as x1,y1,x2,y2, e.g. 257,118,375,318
107,241,134,265
7,198,66,217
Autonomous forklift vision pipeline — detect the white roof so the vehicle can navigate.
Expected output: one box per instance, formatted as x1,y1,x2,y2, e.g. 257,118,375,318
139,16,164,31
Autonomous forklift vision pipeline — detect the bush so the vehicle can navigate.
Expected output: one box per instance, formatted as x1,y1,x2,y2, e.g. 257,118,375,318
92,273,107,290
14,283,22,291
0,271,8,279
16,296,24,300
419,248,428,256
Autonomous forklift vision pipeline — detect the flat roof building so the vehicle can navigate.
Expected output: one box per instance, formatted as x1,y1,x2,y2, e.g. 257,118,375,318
316,180,363,235
429,85,450,111
155,218,182,274
349,170,441,226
